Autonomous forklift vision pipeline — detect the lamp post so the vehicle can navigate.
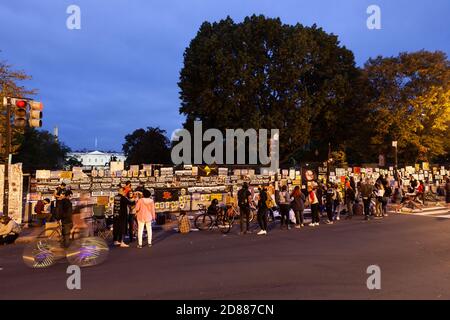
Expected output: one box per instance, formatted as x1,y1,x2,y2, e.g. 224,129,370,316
326,142,331,182
392,140,398,181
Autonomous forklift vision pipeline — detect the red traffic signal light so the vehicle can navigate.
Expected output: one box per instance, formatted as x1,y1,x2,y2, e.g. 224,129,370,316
13,99,28,127
15,100,27,108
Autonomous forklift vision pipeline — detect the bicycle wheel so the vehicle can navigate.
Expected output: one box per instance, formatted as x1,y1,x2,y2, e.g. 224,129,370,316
66,237,109,267
217,215,232,234
194,214,213,231
23,239,60,268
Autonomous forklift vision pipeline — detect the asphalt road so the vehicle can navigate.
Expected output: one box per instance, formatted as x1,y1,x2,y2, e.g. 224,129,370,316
2,213,450,300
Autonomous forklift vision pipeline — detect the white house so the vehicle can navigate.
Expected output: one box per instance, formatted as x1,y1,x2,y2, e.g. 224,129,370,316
67,151,126,168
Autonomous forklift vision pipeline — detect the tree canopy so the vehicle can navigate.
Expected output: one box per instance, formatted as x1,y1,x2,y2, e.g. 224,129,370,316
179,15,362,164
13,127,70,173
179,16,450,165
122,127,171,165
364,50,450,163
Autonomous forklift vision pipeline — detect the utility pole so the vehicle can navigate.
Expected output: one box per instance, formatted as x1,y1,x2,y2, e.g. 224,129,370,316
392,140,398,181
3,97,12,216
326,142,331,183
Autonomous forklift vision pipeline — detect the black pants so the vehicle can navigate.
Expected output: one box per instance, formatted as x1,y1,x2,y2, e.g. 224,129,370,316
363,198,371,216
311,203,320,223
113,214,127,242
294,210,304,225
279,204,290,227
128,214,136,242
62,223,73,248
257,207,268,231
239,206,250,232
326,204,333,221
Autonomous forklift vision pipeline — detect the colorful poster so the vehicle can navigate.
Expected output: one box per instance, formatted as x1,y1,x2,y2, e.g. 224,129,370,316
110,161,124,174
36,170,51,179
8,163,23,223
0,165,4,213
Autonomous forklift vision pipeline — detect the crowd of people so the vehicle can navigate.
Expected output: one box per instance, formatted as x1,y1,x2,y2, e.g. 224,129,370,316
112,181,156,249
235,175,450,236
1,171,449,247
31,181,156,249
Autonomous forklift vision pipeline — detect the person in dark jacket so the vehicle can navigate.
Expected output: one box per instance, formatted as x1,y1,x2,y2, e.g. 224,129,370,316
257,187,269,235
344,184,356,220
325,183,335,224
237,183,252,235
445,177,450,205
113,187,135,247
360,178,374,220
59,190,73,248
290,186,306,228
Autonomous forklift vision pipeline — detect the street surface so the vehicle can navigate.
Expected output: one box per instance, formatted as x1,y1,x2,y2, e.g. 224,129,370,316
1,212,450,299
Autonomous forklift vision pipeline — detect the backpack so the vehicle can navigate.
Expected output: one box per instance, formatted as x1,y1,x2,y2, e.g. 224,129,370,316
178,214,190,234
238,189,249,207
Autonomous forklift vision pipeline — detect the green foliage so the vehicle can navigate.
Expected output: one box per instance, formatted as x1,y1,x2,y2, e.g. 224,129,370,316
122,127,171,165
179,15,361,164
13,127,70,172
364,50,450,163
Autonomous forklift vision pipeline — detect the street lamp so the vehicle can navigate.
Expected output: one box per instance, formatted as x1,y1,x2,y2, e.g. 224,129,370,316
392,140,398,180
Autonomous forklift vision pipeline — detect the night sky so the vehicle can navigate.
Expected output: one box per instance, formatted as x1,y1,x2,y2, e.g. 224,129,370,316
1,0,449,151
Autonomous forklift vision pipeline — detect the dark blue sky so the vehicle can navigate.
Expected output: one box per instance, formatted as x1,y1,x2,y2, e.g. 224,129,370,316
1,0,449,151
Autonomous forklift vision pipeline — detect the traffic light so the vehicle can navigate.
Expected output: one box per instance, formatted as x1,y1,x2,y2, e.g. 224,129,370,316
12,99,28,127
29,101,43,128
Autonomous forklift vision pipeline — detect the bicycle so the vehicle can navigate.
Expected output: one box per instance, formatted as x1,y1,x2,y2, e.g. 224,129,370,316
23,219,109,269
194,204,232,234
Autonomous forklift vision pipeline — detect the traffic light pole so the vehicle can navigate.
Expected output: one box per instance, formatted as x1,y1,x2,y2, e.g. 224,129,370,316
3,98,11,216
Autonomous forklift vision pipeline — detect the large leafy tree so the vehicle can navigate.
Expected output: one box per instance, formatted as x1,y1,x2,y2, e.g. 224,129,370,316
364,51,450,163
13,127,70,173
179,15,362,164
122,127,171,165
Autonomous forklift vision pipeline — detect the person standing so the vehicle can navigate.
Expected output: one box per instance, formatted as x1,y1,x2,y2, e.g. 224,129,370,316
59,190,73,248
417,180,425,204
360,178,374,220
445,177,450,206
344,183,355,220
308,186,320,226
237,182,252,235
325,183,334,224
135,189,156,248
409,175,418,193
383,183,392,217
127,191,137,243
333,184,342,221
278,185,291,230
374,182,385,217
113,187,135,247
257,187,269,235
53,182,66,220
123,181,133,195
290,186,306,228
